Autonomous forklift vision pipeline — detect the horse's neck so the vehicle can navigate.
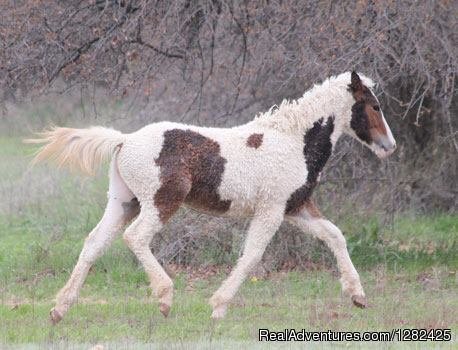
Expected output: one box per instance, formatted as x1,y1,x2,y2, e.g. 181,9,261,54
246,91,350,141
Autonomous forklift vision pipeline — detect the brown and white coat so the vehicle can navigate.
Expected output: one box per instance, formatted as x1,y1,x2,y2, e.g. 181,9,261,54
28,71,396,323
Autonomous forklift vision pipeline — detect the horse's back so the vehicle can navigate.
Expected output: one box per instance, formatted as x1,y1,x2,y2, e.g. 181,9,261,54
115,121,306,217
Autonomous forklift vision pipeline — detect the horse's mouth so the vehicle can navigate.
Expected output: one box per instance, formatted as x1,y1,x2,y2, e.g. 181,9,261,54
373,144,396,159
371,134,396,159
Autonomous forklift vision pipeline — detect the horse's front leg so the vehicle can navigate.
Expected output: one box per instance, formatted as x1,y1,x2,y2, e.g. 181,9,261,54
209,204,285,319
286,201,366,308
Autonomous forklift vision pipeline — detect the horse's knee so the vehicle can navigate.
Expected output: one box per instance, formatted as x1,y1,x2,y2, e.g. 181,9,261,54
329,229,346,247
314,219,346,247
122,228,138,250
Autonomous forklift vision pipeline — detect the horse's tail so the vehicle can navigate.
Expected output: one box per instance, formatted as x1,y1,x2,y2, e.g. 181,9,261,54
24,126,126,175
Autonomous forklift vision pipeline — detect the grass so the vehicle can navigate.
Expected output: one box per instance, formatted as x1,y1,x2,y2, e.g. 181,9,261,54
345,214,457,270
0,136,457,348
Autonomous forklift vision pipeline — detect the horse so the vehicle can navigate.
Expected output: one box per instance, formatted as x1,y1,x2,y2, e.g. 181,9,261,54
26,71,396,324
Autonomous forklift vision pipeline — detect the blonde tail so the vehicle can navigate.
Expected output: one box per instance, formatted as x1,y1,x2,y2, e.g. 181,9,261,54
24,126,126,175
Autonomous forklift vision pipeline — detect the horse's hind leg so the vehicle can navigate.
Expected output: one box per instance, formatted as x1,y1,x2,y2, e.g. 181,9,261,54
50,161,139,324
123,185,189,317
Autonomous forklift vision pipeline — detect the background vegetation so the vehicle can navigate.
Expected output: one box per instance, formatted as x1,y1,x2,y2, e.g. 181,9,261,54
0,0,456,347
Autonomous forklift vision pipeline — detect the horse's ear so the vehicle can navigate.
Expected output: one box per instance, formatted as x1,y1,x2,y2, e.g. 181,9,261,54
349,71,363,92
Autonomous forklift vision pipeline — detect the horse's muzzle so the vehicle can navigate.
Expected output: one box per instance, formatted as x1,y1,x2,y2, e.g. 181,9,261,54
372,135,396,159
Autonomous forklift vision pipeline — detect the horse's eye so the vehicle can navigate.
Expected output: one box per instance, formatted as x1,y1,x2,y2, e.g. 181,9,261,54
373,105,380,111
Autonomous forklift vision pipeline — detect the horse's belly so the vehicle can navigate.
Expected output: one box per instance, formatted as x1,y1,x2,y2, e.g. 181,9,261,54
183,190,256,218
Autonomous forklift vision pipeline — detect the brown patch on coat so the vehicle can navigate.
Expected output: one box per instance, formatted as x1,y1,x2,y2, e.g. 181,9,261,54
286,184,312,215
285,116,334,215
154,129,231,223
365,104,388,144
246,133,263,149
348,71,388,145
304,199,322,218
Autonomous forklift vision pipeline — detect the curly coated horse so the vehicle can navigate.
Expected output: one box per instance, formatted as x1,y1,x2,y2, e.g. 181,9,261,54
27,71,396,323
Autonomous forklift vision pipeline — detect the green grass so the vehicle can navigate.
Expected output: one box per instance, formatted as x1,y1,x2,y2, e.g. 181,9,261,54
345,214,458,270
0,136,457,347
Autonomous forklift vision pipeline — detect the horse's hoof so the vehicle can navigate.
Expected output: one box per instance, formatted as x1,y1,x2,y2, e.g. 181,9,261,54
50,308,63,325
211,304,227,319
351,295,367,308
159,303,170,317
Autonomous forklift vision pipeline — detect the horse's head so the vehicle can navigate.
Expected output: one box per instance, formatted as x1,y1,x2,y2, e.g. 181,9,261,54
345,71,396,159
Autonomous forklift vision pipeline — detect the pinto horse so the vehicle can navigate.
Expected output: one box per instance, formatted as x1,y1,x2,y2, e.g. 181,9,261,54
27,71,396,323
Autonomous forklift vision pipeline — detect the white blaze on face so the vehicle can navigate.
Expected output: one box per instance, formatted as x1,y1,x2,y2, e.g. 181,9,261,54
380,110,396,148
370,92,397,159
